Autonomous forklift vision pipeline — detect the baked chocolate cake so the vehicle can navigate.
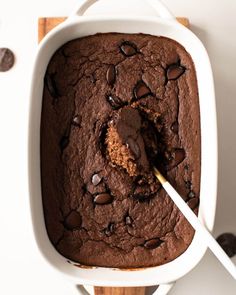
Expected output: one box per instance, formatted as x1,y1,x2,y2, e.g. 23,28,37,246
41,33,200,268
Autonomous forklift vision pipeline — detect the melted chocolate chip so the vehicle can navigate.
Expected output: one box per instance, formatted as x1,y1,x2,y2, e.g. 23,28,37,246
184,164,189,170
126,137,141,159
165,148,186,170
171,121,179,134
174,149,185,162
167,64,185,80
216,233,236,258
45,73,59,98
133,193,153,202
72,115,81,127
64,211,82,230
185,180,192,190
0,48,15,72
142,122,158,158
94,193,113,205
125,215,133,226
133,185,148,196
134,81,151,99
107,95,124,110
106,65,116,86
188,197,199,209
144,238,163,249
59,136,69,151
120,41,137,56
98,123,108,155
104,223,115,236
154,116,163,132
136,176,145,185
188,190,195,198
90,73,96,84
91,173,102,186
133,180,160,198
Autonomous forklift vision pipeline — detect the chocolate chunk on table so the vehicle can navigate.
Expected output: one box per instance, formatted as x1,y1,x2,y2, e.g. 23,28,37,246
0,48,15,72
216,233,236,258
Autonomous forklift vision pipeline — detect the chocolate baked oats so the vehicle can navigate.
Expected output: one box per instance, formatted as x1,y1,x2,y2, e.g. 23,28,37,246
41,33,200,267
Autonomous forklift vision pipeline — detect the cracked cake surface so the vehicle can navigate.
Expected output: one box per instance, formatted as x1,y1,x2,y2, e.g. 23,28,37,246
40,33,200,268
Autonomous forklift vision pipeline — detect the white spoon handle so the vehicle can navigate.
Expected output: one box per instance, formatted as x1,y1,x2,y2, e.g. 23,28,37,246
154,168,236,280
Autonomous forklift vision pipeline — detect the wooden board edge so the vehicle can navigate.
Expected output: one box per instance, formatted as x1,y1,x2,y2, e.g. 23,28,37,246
38,17,190,43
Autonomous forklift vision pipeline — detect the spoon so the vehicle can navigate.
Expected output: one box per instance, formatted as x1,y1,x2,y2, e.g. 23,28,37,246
153,167,236,280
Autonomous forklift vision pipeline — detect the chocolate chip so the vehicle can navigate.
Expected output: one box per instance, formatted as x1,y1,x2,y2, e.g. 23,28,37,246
166,148,185,170
107,95,124,110
59,136,69,151
91,173,102,186
72,115,81,127
98,123,108,156
126,137,140,159
188,190,195,198
133,180,160,198
134,81,151,99
132,193,154,202
171,121,179,134
185,180,192,190
45,73,59,98
216,233,236,258
173,148,185,163
154,116,163,132
188,197,199,209
133,185,147,195
106,65,116,86
104,223,115,236
125,215,133,226
144,238,163,249
90,73,96,84
167,64,185,80
64,211,82,230
94,193,113,205
0,48,15,72
120,41,137,56
184,164,189,170
133,194,147,202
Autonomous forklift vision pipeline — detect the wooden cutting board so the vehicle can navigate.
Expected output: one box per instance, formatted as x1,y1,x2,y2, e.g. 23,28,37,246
94,286,146,295
38,16,189,295
38,17,189,42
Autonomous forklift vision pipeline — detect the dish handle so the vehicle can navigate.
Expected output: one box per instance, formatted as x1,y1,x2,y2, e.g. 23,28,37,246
68,0,176,21
75,282,175,295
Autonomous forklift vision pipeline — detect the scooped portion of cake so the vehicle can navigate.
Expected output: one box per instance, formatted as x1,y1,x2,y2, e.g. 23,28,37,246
106,106,150,177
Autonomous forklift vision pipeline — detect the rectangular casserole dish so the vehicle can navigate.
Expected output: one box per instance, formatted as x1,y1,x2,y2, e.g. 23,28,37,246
28,0,217,292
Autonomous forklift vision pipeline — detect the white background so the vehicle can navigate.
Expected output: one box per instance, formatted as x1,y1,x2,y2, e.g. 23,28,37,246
0,0,236,294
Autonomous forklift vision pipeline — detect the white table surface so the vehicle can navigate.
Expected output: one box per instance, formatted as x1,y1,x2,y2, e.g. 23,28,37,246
0,0,235,294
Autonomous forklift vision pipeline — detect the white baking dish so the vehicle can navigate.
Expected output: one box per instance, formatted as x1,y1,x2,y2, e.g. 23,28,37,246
28,0,217,294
